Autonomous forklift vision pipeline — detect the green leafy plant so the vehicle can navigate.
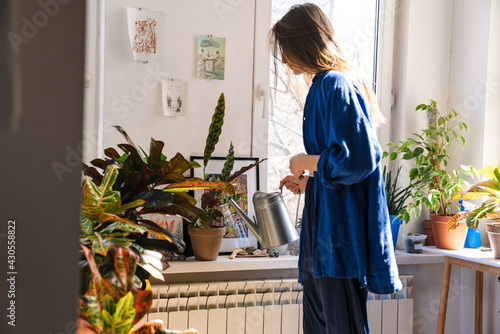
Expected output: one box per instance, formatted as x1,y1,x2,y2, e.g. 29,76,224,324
78,246,153,333
383,165,416,222
191,93,266,229
84,126,235,229
449,164,500,230
386,100,468,222
80,164,179,285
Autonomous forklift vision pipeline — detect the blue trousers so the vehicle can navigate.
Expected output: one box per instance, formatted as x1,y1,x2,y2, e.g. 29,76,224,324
301,178,370,334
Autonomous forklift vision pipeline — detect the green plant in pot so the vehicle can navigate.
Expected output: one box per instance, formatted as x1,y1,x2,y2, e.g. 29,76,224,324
188,93,265,261
79,166,177,333
80,126,235,330
451,164,500,257
382,165,415,249
388,100,469,250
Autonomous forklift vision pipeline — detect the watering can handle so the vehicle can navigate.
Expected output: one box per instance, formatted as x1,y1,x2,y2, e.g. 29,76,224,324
280,181,301,228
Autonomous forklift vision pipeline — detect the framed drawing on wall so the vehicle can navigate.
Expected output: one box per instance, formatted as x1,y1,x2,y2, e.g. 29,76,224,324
190,156,260,254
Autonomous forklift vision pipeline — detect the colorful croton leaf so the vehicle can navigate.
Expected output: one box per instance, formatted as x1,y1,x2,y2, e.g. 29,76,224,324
78,246,153,333
80,165,179,282
449,164,500,230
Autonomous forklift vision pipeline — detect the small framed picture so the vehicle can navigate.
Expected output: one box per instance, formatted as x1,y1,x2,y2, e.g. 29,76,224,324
190,156,260,254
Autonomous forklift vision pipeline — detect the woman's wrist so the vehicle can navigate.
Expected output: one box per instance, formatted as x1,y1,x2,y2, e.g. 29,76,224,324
301,154,319,172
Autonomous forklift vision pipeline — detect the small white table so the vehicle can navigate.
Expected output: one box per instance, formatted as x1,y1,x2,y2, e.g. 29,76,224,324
423,246,500,334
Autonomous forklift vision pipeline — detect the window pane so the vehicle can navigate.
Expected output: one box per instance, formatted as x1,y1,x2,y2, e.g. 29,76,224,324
268,0,378,222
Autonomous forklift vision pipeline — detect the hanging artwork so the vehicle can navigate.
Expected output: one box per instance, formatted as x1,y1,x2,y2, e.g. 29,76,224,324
162,79,187,117
127,7,161,62
197,35,226,80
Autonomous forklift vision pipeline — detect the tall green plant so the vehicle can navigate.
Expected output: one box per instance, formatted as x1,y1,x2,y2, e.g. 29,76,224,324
387,100,468,222
191,93,266,228
383,165,415,221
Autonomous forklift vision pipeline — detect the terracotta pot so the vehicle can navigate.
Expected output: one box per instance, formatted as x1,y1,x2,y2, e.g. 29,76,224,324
485,223,500,259
188,227,225,261
430,214,468,250
423,220,435,246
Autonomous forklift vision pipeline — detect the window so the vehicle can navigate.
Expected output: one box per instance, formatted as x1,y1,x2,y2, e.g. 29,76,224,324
268,0,380,219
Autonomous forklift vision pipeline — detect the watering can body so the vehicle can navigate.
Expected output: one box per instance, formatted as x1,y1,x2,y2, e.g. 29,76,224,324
229,191,299,249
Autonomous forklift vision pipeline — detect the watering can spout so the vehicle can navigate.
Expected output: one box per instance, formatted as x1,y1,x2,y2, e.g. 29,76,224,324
228,199,262,244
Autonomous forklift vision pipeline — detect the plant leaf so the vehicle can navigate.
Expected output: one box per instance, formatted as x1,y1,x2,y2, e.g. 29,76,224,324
101,222,146,234
95,213,145,231
148,138,165,172
413,147,424,157
447,211,467,231
104,147,122,160
83,166,104,186
203,93,226,167
220,142,235,182
137,263,164,281
156,153,193,185
92,232,111,256
466,203,497,228
84,165,121,209
163,177,235,194
130,190,173,208
113,126,142,156
119,144,147,174
133,237,184,256
228,158,266,182
111,248,136,291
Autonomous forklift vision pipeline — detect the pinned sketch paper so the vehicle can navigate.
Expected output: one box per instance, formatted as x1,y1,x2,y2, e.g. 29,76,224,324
162,79,187,117
197,35,225,80
127,7,161,62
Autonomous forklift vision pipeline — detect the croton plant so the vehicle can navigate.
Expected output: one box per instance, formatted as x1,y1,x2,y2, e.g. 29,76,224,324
79,122,235,332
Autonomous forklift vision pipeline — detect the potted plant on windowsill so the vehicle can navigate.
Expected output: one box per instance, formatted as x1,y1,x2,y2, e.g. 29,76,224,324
79,125,234,330
382,165,415,249
187,93,265,261
388,100,469,250
79,164,203,333
451,164,500,258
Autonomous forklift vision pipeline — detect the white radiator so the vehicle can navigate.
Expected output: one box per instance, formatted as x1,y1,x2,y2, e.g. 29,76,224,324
144,277,413,334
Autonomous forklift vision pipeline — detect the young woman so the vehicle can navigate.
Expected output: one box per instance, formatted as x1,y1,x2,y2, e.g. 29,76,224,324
272,4,402,333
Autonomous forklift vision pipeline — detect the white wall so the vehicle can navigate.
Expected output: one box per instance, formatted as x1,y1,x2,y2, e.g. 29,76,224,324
392,0,454,236
98,0,267,170
483,0,500,167
447,0,491,171
391,0,499,333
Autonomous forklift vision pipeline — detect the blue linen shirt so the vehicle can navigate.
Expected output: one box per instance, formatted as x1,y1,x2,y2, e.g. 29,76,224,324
298,70,402,294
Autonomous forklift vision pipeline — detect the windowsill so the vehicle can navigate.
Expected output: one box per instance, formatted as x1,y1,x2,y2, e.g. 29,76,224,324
160,250,444,275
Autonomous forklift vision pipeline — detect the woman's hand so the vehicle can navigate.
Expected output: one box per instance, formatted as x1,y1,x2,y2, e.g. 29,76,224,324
279,175,308,195
289,153,307,180
289,153,320,180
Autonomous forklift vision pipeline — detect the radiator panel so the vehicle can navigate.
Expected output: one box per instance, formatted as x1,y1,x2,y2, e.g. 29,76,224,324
150,277,413,333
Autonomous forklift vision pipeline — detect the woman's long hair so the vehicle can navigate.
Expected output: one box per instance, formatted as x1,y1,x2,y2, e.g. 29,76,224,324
270,3,385,126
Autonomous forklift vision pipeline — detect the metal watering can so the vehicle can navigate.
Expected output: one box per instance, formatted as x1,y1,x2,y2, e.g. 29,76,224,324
229,191,299,249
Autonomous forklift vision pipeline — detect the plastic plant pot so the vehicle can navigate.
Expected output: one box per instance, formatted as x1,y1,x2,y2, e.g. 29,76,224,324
403,233,427,254
389,214,402,250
